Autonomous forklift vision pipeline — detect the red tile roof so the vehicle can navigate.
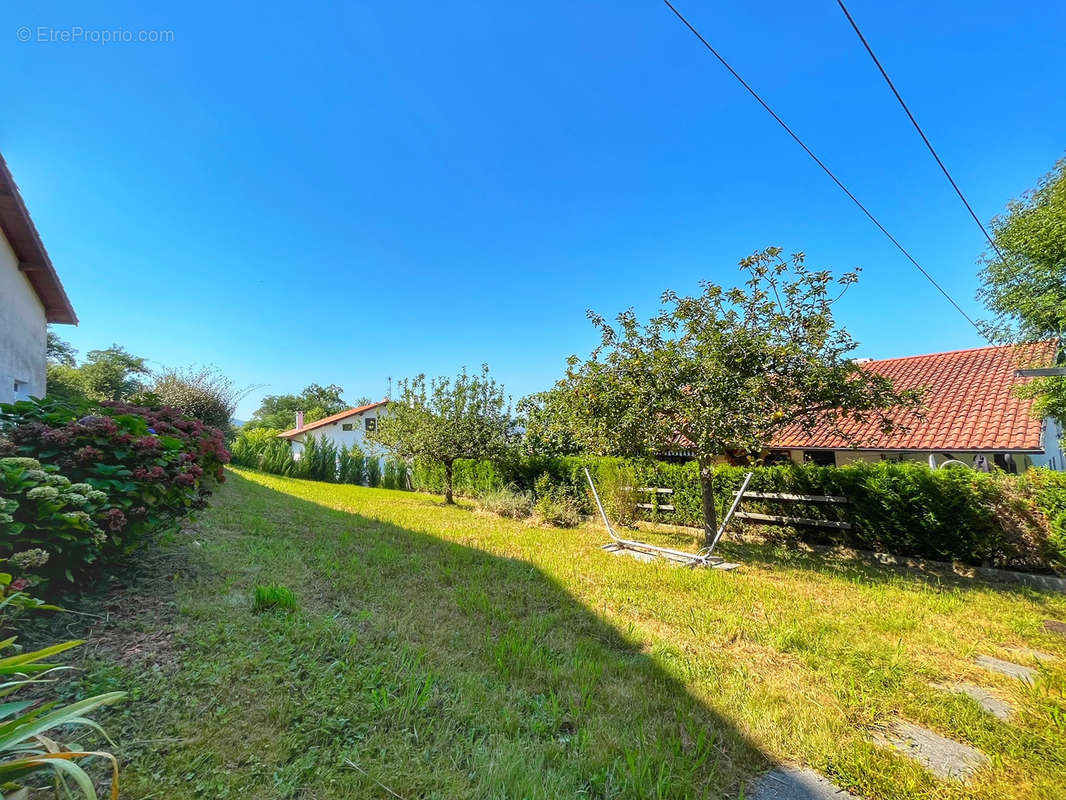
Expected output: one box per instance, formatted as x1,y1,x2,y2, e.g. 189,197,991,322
278,401,387,439
770,341,1059,453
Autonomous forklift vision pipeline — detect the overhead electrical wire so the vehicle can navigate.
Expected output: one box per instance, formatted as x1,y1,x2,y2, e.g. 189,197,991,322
835,0,1007,264
660,0,986,338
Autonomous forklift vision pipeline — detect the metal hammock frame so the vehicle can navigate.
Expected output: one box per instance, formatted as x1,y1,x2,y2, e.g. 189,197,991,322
584,467,752,568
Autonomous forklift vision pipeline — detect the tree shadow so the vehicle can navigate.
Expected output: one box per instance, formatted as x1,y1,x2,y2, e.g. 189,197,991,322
47,471,780,799
632,519,1066,607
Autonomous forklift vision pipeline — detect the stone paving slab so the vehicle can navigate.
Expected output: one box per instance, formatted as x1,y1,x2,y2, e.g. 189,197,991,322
874,720,987,781
1008,646,1058,663
935,682,1013,720
750,767,861,800
976,655,1036,684
1044,619,1066,637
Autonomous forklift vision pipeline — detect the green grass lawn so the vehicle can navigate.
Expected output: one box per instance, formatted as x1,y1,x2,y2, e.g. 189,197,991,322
66,468,1066,799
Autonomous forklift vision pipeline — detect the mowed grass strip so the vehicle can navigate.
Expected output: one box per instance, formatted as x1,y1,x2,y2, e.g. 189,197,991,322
78,468,1066,799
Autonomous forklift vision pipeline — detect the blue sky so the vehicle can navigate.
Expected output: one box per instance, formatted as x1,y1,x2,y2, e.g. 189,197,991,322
2,1,1063,419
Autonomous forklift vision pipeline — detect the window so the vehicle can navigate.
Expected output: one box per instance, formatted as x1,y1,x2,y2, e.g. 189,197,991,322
12,380,29,401
365,417,376,432
342,423,353,431
803,450,835,467
762,450,791,466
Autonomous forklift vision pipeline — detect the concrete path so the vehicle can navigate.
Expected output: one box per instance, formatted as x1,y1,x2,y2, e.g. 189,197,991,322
874,720,987,781
975,655,1036,684
750,767,861,800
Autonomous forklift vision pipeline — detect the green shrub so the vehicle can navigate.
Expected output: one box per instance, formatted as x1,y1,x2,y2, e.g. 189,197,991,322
0,397,229,581
366,457,382,488
0,457,111,582
149,366,251,433
338,444,366,485
533,473,582,527
253,583,298,612
594,459,638,526
383,459,410,490
1020,468,1066,569
478,485,533,519
292,435,337,482
230,427,289,472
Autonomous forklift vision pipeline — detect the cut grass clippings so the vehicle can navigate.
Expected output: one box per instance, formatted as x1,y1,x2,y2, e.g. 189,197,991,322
56,468,1066,799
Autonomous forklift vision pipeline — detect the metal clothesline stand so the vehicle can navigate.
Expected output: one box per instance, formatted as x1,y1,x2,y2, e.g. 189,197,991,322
584,467,752,570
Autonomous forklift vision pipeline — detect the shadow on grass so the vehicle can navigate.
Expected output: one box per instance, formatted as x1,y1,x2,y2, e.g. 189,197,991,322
634,519,1064,605
53,471,778,799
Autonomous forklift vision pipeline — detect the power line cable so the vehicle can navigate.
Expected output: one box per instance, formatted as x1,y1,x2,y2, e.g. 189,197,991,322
835,0,1007,264
660,0,985,337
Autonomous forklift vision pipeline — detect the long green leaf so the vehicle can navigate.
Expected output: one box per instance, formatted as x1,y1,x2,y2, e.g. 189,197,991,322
0,702,34,722
0,641,83,671
0,693,125,753
9,755,97,800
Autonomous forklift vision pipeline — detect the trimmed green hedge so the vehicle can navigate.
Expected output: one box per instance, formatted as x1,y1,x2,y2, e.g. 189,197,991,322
411,456,1065,572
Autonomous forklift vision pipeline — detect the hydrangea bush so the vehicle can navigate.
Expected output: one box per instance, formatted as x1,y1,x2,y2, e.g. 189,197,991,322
0,456,110,582
0,397,229,582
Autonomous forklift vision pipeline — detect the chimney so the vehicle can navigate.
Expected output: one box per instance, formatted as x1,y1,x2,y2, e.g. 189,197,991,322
295,410,305,430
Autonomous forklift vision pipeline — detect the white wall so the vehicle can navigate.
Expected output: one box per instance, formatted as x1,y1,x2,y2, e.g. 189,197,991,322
1031,417,1066,471
0,231,46,404
288,405,388,461
805,448,1053,472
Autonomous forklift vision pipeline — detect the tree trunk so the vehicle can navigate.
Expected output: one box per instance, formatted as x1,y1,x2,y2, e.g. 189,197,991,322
444,460,455,504
698,456,718,548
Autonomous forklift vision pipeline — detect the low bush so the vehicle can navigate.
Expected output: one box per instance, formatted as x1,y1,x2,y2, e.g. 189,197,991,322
533,473,582,528
0,456,111,582
1020,468,1066,569
148,365,251,433
0,396,229,581
229,427,288,471
477,485,533,519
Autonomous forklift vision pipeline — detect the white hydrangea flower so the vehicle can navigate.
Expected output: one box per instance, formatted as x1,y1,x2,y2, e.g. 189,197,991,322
9,548,49,568
26,486,60,502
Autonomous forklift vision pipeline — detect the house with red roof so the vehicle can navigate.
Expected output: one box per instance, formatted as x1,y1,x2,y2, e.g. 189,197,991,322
0,154,77,404
278,400,389,462
766,341,1064,472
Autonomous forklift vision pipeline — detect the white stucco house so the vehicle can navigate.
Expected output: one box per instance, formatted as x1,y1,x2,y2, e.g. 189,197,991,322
278,401,389,462
0,154,77,404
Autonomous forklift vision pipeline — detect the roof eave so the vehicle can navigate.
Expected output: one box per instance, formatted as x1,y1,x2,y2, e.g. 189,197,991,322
276,400,387,438
0,154,78,325
772,446,1045,454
